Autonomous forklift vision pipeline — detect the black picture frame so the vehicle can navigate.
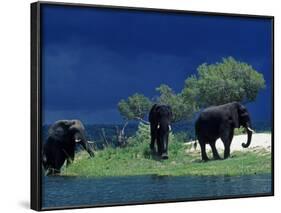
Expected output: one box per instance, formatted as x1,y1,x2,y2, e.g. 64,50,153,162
31,1,274,211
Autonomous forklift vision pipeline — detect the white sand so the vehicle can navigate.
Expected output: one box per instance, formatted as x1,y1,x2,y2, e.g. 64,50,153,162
186,133,272,153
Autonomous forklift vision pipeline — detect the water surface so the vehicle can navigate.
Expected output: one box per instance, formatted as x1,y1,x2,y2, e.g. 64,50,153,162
42,174,272,208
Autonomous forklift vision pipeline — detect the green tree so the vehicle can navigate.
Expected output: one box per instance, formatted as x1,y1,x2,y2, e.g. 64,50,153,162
117,93,152,146
156,84,197,123
118,93,152,123
182,57,266,108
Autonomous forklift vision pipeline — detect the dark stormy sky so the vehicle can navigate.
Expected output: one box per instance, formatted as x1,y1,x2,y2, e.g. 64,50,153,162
41,5,273,125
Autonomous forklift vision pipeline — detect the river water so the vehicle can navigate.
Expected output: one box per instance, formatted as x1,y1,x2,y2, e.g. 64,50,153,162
42,174,272,209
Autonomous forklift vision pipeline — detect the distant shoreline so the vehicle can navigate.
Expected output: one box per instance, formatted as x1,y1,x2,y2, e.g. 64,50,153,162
42,121,272,143
43,120,272,127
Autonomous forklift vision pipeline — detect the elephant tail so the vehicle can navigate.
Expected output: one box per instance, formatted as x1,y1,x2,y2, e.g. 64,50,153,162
191,134,198,151
193,139,198,150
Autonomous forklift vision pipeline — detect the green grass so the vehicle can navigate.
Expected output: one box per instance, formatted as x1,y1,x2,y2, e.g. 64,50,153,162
62,140,271,177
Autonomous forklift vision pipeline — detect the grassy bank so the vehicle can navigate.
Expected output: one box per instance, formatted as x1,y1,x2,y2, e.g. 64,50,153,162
62,140,271,177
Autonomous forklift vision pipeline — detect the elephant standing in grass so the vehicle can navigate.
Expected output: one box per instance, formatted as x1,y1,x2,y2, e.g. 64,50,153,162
42,119,94,175
149,104,172,159
195,102,254,161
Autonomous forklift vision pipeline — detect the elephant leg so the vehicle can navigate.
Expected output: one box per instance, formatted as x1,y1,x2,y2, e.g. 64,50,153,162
156,133,162,155
224,143,230,159
45,168,56,176
150,129,157,153
199,140,209,161
53,150,66,174
61,148,74,167
66,151,74,167
225,129,234,159
66,160,72,167
229,129,234,142
221,129,233,159
210,141,221,160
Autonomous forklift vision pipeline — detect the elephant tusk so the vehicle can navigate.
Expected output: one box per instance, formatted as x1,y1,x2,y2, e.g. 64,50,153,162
75,139,81,143
169,125,172,132
247,127,255,133
87,140,95,144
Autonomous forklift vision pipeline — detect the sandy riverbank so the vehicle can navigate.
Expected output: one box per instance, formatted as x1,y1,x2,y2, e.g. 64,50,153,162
186,133,272,152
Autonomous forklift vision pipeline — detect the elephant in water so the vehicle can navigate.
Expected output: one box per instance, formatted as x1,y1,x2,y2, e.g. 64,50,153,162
42,119,94,175
149,104,172,159
195,102,254,161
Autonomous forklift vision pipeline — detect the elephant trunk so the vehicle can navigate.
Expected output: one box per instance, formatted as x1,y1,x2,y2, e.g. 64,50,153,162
83,141,95,157
242,124,254,148
74,133,95,157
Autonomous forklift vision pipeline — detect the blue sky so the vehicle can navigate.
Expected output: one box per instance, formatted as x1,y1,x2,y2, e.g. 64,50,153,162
41,5,273,124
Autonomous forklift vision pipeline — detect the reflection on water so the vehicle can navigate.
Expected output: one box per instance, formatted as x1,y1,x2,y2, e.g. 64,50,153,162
42,174,272,208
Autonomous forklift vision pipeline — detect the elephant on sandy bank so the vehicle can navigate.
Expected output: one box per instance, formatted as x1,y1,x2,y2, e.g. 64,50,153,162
195,102,254,161
42,119,94,175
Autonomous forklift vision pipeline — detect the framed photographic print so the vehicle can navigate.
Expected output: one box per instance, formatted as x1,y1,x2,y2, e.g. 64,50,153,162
31,1,274,211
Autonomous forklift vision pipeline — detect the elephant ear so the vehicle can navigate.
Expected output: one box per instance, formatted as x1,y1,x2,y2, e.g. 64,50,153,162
148,104,158,123
230,103,240,128
48,120,73,137
49,125,65,137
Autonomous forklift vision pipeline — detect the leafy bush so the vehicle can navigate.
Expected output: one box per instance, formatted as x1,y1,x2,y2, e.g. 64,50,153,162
127,122,151,145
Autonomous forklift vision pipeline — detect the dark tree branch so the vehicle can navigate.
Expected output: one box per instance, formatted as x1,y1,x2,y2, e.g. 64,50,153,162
101,128,109,147
115,121,129,147
121,121,129,134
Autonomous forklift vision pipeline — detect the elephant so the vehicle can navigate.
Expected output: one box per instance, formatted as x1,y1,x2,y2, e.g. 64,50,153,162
42,119,94,175
149,104,172,159
195,102,254,161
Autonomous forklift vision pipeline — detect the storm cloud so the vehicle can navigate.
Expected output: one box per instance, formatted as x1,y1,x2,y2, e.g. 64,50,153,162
41,5,272,124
